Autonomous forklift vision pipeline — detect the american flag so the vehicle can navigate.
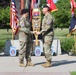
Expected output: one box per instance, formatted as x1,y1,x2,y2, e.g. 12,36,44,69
10,0,19,35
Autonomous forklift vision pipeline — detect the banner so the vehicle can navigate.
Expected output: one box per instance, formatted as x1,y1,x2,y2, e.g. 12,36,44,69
47,0,58,12
70,0,76,16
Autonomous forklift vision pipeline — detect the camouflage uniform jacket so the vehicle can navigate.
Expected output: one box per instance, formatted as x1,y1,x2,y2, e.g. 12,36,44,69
18,16,31,42
41,13,54,36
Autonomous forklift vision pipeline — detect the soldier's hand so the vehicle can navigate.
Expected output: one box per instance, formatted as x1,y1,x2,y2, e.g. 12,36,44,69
30,31,36,34
30,31,33,34
36,32,41,35
33,31,37,34
12,29,16,34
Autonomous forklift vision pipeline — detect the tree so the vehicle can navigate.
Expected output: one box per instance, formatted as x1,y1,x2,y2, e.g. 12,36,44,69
52,0,71,28
0,0,10,8
41,0,46,6
0,0,10,28
0,6,10,28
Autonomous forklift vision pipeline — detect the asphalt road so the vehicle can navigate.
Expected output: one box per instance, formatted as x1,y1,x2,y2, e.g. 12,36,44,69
0,54,76,75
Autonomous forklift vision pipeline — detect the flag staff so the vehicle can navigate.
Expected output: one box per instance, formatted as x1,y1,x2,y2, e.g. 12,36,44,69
10,0,14,46
12,30,14,46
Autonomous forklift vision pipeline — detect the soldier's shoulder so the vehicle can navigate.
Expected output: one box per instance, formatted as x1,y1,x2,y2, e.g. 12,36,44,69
48,13,53,18
19,17,25,26
20,17,23,21
48,13,55,22
20,16,26,21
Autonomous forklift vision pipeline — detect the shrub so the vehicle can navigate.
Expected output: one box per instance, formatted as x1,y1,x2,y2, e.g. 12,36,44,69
0,40,6,53
71,45,76,55
61,38,74,53
0,6,10,25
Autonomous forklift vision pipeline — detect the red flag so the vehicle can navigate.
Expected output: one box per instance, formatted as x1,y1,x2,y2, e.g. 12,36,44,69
31,0,36,9
20,0,25,12
70,0,76,16
30,0,36,20
10,0,19,35
47,0,58,12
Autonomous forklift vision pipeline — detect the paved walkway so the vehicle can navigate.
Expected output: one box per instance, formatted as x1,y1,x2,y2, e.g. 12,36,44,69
0,54,76,75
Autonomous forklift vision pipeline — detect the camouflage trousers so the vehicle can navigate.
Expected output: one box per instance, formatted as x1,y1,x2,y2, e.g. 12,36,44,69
19,35,32,63
43,35,54,62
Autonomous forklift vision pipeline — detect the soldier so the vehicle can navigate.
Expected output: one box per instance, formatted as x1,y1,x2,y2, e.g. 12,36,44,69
18,9,34,67
37,6,54,68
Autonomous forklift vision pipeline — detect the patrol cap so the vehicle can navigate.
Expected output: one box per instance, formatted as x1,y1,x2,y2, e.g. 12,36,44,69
21,9,29,15
42,5,50,11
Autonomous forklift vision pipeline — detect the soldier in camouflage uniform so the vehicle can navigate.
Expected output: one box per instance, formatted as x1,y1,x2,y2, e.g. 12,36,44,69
18,9,34,67
37,6,54,68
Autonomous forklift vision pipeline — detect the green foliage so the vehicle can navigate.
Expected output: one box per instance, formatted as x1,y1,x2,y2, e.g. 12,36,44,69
0,29,12,53
54,28,75,54
0,6,10,25
71,72,76,75
41,0,46,6
0,29,12,40
52,0,71,28
54,28,69,37
61,38,74,53
0,40,6,53
71,45,76,55
0,40,5,48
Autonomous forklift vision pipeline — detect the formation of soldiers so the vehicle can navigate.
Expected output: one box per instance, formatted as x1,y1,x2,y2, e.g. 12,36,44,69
18,6,54,68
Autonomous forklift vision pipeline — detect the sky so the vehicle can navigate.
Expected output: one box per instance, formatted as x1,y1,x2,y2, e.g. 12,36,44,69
53,0,58,3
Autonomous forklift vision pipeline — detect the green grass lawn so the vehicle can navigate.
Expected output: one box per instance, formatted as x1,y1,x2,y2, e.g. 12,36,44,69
54,28,74,40
0,28,71,39
54,28,69,37
71,72,76,75
0,29,12,40
0,28,71,40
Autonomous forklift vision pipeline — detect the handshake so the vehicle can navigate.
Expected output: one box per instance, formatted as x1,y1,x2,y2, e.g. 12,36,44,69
31,31,41,35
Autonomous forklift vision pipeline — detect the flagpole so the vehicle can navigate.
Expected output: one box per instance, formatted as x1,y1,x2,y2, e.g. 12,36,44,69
12,30,14,46
10,0,14,46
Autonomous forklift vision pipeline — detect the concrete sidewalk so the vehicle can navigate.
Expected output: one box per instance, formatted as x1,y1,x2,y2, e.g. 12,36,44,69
0,54,76,75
